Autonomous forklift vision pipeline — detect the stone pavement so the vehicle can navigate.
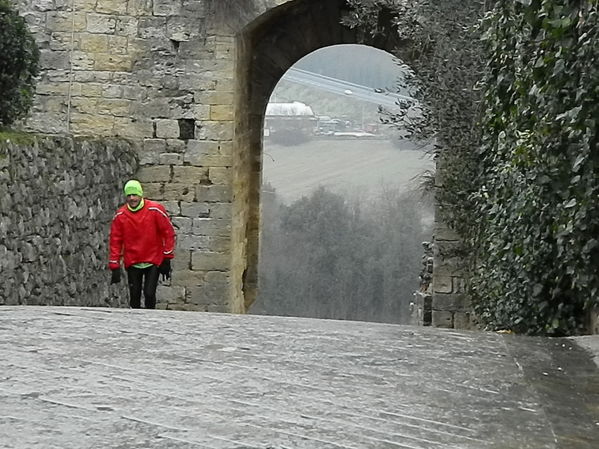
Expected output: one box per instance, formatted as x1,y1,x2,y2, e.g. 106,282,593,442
0,306,598,449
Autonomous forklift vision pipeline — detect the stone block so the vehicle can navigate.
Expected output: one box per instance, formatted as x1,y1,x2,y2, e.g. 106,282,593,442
40,50,70,70
166,17,202,42
156,285,186,305
25,112,69,134
36,81,72,96
157,201,178,216
137,17,168,39
215,42,233,60
171,269,203,287
173,166,209,184
128,0,154,16
194,91,234,105
136,98,171,119
79,34,109,53
86,14,117,34
137,166,171,183
121,85,144,101
155,119,180,139
159,153,183,165
50,32,80,51
153,0,181,16
191,252,230,271
188,140,221,154
72,70,111,82
197,121,234,141
434,241,465,277
435,223,460,241
208,167,231,185
113,118,154,139
139,139,167,165
162,183,196,202
32,0,57,11
202,154,233,167
431,310,453,328
47,12,87,32
192,104,210,120
433,275,453,294
116,17,139,37
433,293,470,312
172,251,190,270
453,277,466,293
165,139,187,154
70,97,97,115
79,83,104,97
96,0,128,14
210,105,233,121
70,113,114,135
171,217,192,234
107,36,129,55
192,218,231,237
177,235,229,253
209,203,232,219
187,276,230,305
453,312,478,330
218,141,234,156
215,78,235,92
180,202,210,218
196,185,232,203
141,182,162,200
96,98,132,116
94,54,133,72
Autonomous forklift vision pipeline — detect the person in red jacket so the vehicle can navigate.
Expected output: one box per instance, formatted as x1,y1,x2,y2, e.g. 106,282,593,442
108,180,176,309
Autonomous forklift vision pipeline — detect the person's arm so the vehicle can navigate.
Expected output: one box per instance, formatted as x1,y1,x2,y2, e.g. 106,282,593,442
154,204,176,260
108,212,124,270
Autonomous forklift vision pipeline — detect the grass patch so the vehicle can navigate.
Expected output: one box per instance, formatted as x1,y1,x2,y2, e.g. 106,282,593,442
0,128,37,148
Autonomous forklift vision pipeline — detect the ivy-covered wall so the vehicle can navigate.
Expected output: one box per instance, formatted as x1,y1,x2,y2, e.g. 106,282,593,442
347,0,598,335
0,135,137,307
463,0,599,335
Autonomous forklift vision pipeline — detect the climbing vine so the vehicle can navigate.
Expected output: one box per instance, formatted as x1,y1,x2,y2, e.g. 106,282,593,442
470,0,599,335
0,0,39,126
346,0,598,335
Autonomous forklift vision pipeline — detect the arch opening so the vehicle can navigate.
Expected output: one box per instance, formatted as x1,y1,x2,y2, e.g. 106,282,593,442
253,43,434,323
232,0,411,313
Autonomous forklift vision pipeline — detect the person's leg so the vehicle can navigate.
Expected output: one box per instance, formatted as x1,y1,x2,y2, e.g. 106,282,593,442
142,265,160,309
126,267,143,309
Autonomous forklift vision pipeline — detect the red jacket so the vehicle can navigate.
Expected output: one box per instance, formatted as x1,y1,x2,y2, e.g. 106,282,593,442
109,199,176,270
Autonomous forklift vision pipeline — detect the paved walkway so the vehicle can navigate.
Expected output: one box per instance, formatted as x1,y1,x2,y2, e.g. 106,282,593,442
0,306,597,449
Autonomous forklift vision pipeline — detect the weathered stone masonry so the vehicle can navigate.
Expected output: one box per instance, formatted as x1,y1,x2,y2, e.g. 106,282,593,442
10,0,473,327
14,0,244,312
0,136,137,307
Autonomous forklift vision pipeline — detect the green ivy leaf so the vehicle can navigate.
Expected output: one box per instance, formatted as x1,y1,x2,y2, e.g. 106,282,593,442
564,198,577,208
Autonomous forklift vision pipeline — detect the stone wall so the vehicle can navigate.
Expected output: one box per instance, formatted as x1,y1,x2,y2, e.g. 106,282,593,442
431,156,476,329
0,135,137,307
8,0,491,327
410,242,433,326
11,0,255,312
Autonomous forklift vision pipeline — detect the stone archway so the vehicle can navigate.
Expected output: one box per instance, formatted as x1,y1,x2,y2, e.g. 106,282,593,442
232,0,401,311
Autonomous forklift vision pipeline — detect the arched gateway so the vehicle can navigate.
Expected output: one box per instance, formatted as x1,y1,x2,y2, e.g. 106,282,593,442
15,0,466,327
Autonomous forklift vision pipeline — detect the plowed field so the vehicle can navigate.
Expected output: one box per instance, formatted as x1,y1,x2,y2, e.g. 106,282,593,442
262,138,434,203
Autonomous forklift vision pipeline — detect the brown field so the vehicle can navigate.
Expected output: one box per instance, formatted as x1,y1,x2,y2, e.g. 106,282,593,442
262,138,434,204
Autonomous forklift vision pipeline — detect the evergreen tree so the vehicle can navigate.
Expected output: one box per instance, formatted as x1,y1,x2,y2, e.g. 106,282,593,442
0,0,39,126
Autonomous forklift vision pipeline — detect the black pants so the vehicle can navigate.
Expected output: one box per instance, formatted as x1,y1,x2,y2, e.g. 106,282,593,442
126,265,159,309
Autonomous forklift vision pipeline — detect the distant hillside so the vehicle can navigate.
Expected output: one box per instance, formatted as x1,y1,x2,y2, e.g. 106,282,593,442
294,44,407,90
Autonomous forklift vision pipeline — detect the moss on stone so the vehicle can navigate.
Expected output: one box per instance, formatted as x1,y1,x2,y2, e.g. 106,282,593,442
0,129,38,148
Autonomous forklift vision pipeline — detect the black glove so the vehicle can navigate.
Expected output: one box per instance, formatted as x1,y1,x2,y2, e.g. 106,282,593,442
158,259,171,281
110,268,121,284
